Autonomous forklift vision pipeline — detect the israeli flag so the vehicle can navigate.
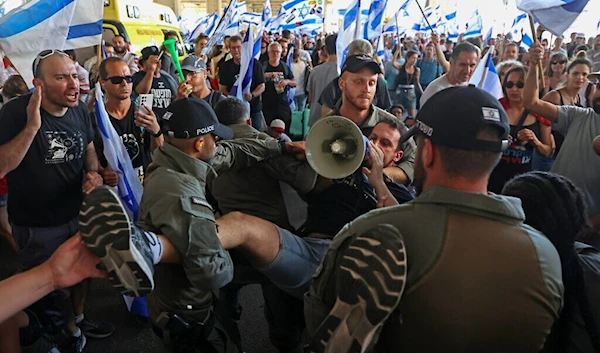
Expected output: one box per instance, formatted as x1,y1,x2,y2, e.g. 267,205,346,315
376,36,385,63
0,0,103,86
230,26,261,109
463,9,483,39
510,12,534,49
263,0,272,28
242,12,262,25
188,13,219,41
364,0,388,40
336,0,361,71
202,0,238,55
469,46,503,100
268,12,287,32
415,5,441,32
516,0,588,36
484,26,493,45
280,17,324,31
93,83,148,317
279,0,324,19
444,9,460,41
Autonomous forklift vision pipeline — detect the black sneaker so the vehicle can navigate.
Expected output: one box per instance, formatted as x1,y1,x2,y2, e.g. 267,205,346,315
308,224,407,353
62,334,86,353
21,333,62,353
79,186,154,297
77,318,115,339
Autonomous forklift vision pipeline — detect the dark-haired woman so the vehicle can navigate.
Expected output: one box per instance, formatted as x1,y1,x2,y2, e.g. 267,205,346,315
392,50,422,118
488,66,553,193
503,172,600,353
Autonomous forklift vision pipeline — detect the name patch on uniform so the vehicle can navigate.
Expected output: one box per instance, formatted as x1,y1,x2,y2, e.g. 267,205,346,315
191,196,213,211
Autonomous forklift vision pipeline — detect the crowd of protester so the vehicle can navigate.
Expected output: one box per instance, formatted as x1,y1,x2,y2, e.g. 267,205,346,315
0,22,599,353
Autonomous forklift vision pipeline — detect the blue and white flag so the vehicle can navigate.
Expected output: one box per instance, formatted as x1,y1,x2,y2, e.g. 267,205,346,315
414,5,441,32
463,9,483,39
279,0,324,19
443,8,460,40
242,12,262,26
93,83,148,318
230,26,260,109
469,46,503,99
336,0,361,71
268,12,287,32
188,13,219,41
382,0,416,36
484,26,494,45
0,0,103,86
262,0,273,28
202,0,238,54
225,0,247,35
364,0,388,40
516,0,588,36
510,12,534,49
376,36,385,63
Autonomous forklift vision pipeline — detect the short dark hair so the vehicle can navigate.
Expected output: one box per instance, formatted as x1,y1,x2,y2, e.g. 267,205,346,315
99,57,127,80
214,97,249,126
375,117,407,152
324,34,338,55
229,35,243,44
64,49,76,61
430,124,502,180
502,65,528,98
2,75,28,99
451,42,480,61
164,30,178,41
282,29,291,39
195,33,209,45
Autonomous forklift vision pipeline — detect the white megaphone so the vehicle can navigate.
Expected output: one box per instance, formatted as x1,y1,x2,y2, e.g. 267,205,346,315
305,116,368,179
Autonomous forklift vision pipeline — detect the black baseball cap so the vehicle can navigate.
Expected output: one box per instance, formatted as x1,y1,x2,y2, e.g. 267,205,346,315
141,46,160,60
161,98,233,140
341,54,382,75
400,85,510,152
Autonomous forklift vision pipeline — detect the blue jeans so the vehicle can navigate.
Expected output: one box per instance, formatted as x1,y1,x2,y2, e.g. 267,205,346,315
294,94,307,112
257,226,331,299
250,111,263,131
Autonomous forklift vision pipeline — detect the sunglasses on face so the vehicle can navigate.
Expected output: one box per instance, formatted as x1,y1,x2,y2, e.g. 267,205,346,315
552,60,567,65
505,81,525,89
106,75,134,84
33,49,70,77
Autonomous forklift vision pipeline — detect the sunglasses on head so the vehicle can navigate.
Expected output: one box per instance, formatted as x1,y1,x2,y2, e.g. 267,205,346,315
32,49,69,77
106,75,134,84
552,60,567,65
505,81,525,89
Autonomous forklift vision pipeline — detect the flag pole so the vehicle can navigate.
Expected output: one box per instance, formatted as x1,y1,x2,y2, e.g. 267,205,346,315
528,14,545,89
415,0,434,33
394,12,400,42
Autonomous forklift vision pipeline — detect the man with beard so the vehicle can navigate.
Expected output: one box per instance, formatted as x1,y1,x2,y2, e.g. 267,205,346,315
112,35,138,74
524,42,600,231
420,42,480,106
0,50,109,352
325,54,416,185
93,57,163,185
306,85,563,353
219,35,266,130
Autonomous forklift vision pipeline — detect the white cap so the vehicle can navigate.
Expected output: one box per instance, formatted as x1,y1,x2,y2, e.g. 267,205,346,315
270,119,286,132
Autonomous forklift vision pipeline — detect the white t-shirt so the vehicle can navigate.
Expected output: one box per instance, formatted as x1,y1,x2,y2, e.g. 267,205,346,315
291,61,306,95
420,74,467,107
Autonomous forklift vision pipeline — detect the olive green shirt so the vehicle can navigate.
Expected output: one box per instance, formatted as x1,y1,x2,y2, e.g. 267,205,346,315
141,139,281,321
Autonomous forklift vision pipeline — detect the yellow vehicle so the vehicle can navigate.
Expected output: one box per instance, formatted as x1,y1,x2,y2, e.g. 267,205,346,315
102,0,187,59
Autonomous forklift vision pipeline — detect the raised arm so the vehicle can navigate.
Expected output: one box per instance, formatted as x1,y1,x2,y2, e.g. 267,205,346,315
431,33,450,72
523,43,560,122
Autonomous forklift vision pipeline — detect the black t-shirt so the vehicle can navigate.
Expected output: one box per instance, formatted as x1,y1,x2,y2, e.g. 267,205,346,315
219,58,266,114
201,90,226,109
262,61,294,113
300,171,414,237
0,95,95,227
318,75,391,110
132,70,178,119
92,103,151,183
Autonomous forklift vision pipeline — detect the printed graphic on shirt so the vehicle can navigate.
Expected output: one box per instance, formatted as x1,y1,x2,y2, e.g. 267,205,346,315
45,131,85,164
152,82,173,109
120,133,140,161
266,71,285,82
501,145,532,165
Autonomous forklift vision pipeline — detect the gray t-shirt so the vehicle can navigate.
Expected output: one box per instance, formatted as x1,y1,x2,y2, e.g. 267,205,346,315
306,61,339,127
551,106,600,217
420,74,465,107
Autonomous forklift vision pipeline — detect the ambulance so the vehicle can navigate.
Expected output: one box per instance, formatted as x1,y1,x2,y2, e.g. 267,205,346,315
102,0,187,59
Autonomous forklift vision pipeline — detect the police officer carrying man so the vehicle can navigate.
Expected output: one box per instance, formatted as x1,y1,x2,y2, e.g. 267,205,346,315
306,86,564,353
79,98,303,353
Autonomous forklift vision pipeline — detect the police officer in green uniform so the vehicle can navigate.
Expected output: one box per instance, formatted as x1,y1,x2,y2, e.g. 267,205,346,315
306,86,564,353
79,97,293,353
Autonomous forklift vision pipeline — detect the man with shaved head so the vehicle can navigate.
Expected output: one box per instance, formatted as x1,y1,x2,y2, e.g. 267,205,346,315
0,50,112,352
